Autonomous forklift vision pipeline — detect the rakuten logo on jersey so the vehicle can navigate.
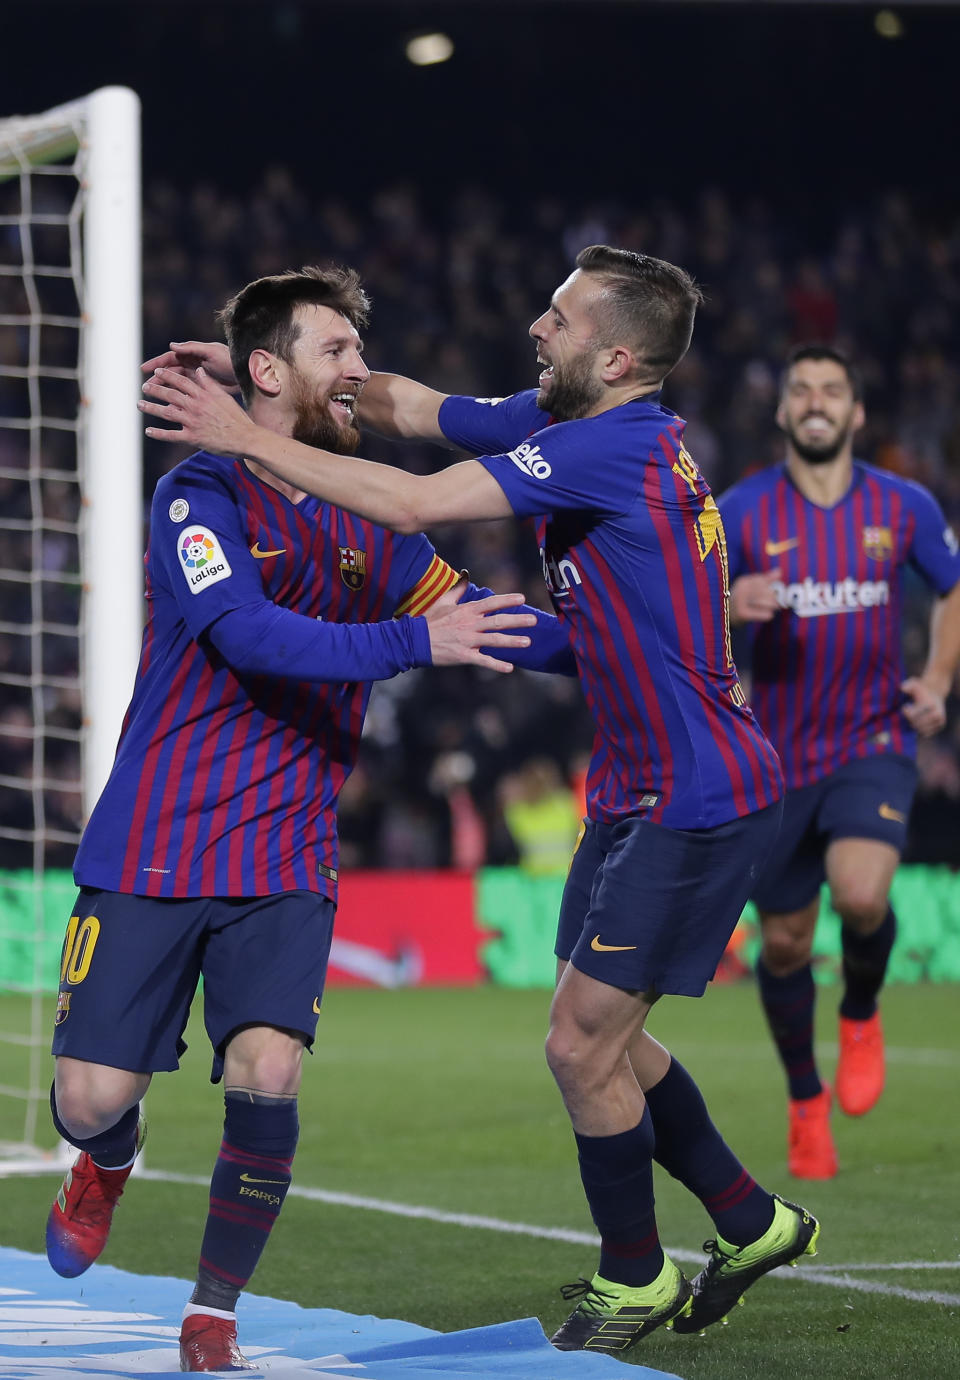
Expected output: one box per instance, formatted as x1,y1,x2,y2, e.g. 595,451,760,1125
774,577,890,617
508,441,552,479
541,547,582,596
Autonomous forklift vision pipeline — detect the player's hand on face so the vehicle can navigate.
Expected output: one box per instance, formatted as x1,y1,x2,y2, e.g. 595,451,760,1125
139,368,255,456
424,591,536,673
730,569,782,624
140,341,238,393
900,676,948,737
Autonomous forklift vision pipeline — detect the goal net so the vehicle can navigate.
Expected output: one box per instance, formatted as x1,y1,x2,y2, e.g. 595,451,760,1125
0,87,142,1168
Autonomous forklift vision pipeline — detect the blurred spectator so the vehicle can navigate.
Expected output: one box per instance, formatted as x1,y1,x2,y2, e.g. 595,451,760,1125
498,758,582,876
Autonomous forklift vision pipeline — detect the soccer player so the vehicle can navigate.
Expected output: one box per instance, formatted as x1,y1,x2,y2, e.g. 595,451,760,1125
142,246,820,1353
47,265,571,1373
718,345,960,1179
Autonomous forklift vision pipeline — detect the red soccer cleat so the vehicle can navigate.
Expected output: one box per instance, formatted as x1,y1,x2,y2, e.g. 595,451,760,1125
179,1313,255,1372
46,1117,146,1278
787,1085,838,1180
836,1012,885,1117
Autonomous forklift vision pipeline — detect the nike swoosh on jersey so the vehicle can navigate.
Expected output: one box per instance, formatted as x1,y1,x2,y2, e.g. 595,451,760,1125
239,1172,286,1185
590,935,638,953
250,542,286,559
878,802,906,823
764,537,799,556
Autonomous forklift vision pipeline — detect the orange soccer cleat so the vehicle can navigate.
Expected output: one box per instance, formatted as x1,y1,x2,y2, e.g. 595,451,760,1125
836,1011,885,1117
787,1085,838,1180
179,1313,255,1371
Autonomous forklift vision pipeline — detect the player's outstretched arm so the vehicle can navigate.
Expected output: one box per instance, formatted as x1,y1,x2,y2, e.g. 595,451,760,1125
140,367,513,530
358,372,449,442
207,592,535,682
901,579,960,736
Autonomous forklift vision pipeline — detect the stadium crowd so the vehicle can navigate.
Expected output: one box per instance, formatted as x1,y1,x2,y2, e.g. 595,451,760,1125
4,171,960,869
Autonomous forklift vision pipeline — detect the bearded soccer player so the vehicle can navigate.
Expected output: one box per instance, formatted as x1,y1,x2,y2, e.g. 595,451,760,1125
46,266,575,1372
718,345,960,1179
142,246,819,1353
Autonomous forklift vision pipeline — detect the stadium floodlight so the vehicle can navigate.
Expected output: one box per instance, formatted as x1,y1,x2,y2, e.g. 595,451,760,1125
0,87,142,1170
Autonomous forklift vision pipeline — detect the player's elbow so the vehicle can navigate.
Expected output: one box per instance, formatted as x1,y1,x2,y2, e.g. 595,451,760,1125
391,506,426,536
389,478,439,534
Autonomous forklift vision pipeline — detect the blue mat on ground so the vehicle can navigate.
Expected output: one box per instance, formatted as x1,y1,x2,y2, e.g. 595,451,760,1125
0,1248,683,1380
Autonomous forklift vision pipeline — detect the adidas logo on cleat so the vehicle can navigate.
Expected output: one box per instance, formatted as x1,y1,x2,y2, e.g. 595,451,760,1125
550,1257,692,1353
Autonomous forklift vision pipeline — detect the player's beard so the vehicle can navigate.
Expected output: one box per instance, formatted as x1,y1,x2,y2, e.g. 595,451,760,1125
537,351,604,421
291,377,361,455
783,412,855,465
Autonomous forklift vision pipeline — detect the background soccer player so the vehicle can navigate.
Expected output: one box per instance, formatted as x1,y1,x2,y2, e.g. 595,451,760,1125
718,345,960,1180
47,266,572,1372
141,246,820,1354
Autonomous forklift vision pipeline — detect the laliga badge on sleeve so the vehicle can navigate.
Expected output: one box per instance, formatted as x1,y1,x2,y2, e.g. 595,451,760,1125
178,526,232,594
168,497,190,523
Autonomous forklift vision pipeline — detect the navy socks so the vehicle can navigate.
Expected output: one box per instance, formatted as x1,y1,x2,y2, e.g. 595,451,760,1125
756,957,822,1101
645,1058,775,1247
574,1107,663,1287
840,906,895,1020
190,1092,299,1313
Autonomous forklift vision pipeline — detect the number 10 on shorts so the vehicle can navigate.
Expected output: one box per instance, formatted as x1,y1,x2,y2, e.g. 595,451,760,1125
60,914,101,985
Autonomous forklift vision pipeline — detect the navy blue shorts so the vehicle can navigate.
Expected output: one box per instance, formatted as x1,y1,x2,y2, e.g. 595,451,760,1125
751,754,917,914
555,802,782,997
51,888,335,1082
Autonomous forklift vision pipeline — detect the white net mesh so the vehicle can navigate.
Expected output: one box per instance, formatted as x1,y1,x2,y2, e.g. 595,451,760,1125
0,107,88,1158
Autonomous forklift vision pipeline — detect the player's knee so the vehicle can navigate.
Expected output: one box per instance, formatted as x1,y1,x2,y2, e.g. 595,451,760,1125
830,883,887,931
761,928,811,974
544,1021,608,1096
224,1030,305,1096
53,1080,131,1141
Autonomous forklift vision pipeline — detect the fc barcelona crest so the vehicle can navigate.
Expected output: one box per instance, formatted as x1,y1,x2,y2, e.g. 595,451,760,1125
338,546,366,590
862,526,893,561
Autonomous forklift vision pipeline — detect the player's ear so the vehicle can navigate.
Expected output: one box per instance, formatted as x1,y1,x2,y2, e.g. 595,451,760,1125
602,345,633,383
775,399,787,431
247,349,282,397
852,399,866,432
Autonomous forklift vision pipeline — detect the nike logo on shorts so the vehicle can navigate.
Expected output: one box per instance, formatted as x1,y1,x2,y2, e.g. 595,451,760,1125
878,802,906,823
590,935,638,953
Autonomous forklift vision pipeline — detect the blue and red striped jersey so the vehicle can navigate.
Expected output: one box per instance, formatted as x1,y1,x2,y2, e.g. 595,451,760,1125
74,451,458,900
720,461,960,789
439,391,783,828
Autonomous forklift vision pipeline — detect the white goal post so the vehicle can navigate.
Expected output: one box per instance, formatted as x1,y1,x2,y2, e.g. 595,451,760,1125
0,87,142,1166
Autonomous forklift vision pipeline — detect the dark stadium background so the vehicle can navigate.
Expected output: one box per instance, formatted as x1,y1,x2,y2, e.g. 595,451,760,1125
4,0,960,869
4,1,959,209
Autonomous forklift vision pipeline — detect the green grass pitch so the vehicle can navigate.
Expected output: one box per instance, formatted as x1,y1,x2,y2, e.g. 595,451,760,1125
1,981,958,1378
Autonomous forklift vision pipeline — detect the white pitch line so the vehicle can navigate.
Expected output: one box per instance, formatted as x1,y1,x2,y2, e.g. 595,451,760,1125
138,1169,960,1306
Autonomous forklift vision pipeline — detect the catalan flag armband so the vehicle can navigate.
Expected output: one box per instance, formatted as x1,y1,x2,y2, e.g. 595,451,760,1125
394,555,461,618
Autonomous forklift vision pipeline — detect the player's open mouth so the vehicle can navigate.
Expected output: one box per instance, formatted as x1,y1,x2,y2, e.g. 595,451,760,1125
538,362,554,387
800,414,832,436
330,393,357,420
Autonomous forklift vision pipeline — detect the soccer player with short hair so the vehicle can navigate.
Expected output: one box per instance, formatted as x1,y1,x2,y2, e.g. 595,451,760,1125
142,245,819,1354
719,345,960,1179
47,266,571,1372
